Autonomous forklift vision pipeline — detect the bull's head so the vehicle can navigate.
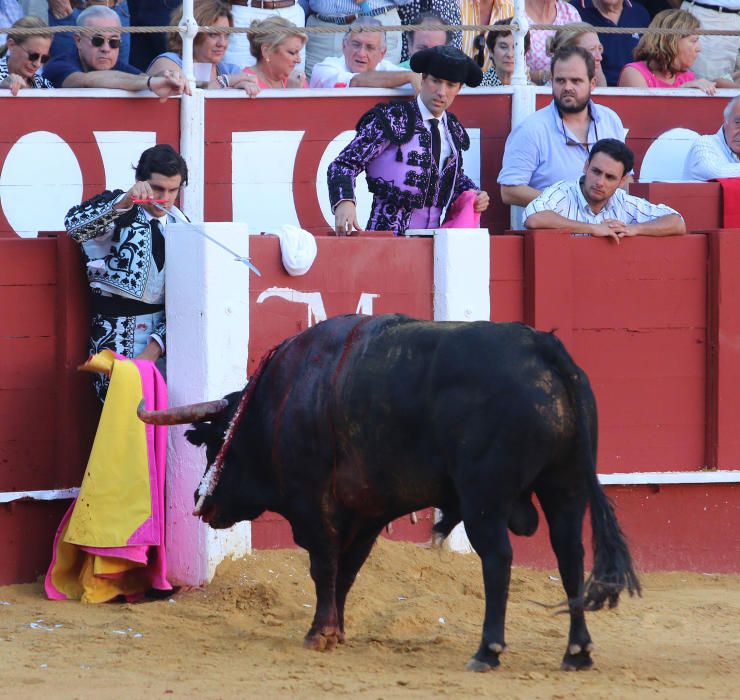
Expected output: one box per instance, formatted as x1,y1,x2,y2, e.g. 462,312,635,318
138,390,268,528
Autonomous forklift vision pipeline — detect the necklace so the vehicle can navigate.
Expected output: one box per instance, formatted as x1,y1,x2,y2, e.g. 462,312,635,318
255,64,284,89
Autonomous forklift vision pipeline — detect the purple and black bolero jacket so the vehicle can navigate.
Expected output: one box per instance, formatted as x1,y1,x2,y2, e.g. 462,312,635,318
327,100,478,235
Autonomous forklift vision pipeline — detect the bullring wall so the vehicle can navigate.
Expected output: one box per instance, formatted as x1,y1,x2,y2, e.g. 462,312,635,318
0,90,739,584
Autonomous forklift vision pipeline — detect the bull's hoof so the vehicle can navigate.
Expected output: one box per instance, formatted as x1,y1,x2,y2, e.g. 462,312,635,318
561,644,594,671
303,627,341,652
466,642,506,672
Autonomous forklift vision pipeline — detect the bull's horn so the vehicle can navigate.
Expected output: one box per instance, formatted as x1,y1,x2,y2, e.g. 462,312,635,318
137,399,229,425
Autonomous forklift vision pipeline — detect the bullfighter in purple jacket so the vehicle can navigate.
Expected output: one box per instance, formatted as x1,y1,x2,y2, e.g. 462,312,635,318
328,45,490,236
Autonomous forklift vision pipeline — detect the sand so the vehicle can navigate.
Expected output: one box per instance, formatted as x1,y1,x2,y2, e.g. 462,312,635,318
1,539,739,699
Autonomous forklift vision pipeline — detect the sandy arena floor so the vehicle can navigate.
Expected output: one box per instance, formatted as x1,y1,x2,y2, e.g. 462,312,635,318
1,539,739,699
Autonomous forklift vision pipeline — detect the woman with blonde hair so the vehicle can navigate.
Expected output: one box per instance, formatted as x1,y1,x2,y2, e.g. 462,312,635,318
0,16,53,95
618,9,716,94
242,17,308,90
548,23,607,87
147,0,259,95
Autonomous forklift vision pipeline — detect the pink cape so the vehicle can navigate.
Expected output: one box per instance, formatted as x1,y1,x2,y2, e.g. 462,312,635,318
442,190,481,229
45,356,171,602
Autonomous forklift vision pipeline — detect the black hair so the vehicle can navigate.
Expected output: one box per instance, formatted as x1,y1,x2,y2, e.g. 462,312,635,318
588,139,634,176
485,18,530,56
550,45,595,82
135,144,188,186
409,11,452,46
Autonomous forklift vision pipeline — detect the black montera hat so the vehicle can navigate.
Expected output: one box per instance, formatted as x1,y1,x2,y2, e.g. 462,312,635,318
409,45,483,88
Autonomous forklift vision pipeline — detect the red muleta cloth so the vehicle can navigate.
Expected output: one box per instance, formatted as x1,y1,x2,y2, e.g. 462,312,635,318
716,178,740,228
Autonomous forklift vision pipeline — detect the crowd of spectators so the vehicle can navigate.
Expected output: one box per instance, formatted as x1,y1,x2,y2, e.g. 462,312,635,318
0,0,737,190
0,0,737,94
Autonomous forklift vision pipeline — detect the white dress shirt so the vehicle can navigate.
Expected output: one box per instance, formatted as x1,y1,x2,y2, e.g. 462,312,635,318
523,178,682,227
685,127,740,181
416,95,452,171
309,55,408,88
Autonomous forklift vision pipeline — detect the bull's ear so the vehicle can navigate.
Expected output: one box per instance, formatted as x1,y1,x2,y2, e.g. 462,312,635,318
184,424,216,447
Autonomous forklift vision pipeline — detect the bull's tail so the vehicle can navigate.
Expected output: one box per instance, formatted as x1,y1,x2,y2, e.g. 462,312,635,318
584,472,642,610
537,329,641,611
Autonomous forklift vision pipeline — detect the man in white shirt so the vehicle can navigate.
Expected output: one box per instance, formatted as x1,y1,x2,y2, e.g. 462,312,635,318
686,96,740,181
524,139,685,242
309,16,419,89
681,1,740,81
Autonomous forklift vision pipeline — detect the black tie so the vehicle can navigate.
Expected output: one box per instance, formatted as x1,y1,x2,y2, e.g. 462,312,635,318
429,117,441,170
150,219,165,272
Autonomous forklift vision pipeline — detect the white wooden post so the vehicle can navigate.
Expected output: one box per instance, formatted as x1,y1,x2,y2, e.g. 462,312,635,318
433,228,490,553
166,222,251,585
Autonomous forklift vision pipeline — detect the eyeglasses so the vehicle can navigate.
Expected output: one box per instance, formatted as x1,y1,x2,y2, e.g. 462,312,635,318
560,112,599,150
473,32,486,68
16,43,50,64
89,35,121,49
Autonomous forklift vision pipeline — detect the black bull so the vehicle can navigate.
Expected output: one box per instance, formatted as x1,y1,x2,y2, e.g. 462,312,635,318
142,314,640,671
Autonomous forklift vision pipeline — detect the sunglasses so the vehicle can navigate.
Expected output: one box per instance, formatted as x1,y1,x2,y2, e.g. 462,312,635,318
17,43,50,64
89,35,121,49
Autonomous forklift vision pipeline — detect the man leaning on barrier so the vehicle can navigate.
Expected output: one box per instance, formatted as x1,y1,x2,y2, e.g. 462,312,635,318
523,139,686,241
685,96,740,181
327,45,489,236
310,16,417,87
42,4,187,97
304,0,407,76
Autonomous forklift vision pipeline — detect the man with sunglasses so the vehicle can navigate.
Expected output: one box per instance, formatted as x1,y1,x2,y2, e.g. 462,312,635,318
498,45,626,209
43,4,187,98
523,139,685,241
65,144,188,400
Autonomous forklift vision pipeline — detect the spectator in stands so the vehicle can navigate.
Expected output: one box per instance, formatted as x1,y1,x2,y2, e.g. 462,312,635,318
460,0,514,73
525,0,581,84
44,5,187,96
0,16,54,93
681,0,739,85
524,139,686,240
399,10,450,68
0,0,23,45
328,45,488,235
397,0,461,62
578,0,650,87
225,0,306,71
304,0,407,76
685,96,740,180
147,1,259,95
548,23,607,87
309,16,419,88
64,144,188,399
48,1,131,65
479,18,531,86
21,0,47,21
242,16,307,87
618,9,717,94
127,0,173,71
498,46,625,207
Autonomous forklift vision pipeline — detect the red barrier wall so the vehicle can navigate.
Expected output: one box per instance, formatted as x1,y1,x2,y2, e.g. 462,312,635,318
0,235,99,584
3,228,740,582
247,234,435,548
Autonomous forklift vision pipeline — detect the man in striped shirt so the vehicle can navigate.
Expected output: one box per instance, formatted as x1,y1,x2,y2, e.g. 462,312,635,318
523,139,685,243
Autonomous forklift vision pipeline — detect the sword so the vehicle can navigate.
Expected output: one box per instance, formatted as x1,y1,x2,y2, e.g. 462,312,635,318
150,201,262,277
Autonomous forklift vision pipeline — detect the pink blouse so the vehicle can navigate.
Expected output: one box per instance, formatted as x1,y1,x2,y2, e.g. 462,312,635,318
242,66,307,89
526,1,582,74
620,61,695,88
